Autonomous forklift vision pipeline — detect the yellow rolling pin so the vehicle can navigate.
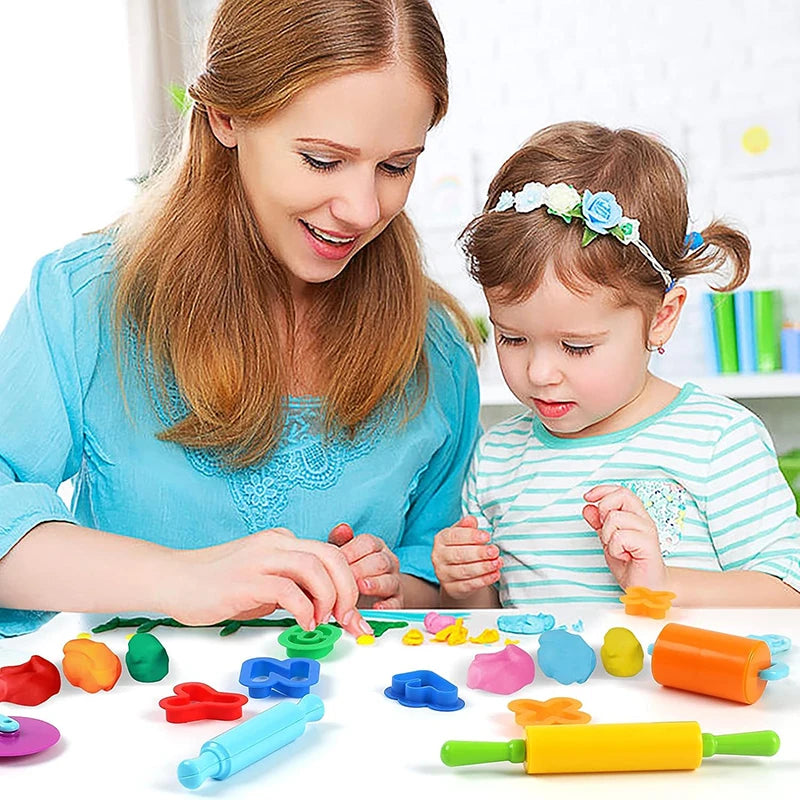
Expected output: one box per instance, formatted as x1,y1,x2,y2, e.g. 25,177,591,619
441,722,779,774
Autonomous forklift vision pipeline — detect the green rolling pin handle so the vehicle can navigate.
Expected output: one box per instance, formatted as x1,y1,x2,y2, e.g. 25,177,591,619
441,739,526,768
701,730,781,758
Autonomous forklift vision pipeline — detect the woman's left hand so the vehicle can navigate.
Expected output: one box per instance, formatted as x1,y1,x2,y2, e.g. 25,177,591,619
582,484,669,591
327,523,404,610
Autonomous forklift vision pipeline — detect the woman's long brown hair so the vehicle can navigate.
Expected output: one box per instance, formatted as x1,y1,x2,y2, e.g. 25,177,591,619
112,0,478,468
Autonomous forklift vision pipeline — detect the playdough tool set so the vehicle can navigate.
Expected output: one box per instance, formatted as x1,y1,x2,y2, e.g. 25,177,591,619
0,591,792,787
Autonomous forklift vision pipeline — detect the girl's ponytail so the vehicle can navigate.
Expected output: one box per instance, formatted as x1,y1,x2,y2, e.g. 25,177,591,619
675,219,750,292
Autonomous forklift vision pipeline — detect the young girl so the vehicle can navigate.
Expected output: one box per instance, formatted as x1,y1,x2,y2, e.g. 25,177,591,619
432,121,800,608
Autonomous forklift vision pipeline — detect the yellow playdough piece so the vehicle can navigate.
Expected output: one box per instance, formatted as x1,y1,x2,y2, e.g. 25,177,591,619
600,627,644,677
469,628,500,644
504,638,520,645
402,629,424,646
432,617,469,645
356,634,375,646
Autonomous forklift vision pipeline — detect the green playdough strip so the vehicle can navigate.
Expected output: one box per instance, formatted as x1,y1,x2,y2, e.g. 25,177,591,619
92,616,407,638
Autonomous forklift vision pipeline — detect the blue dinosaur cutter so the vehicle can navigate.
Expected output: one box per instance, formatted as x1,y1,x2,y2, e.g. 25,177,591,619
384,669,464,711
238,657,320,698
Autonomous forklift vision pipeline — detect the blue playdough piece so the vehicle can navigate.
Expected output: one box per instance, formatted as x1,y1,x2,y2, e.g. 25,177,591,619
497,613,555,635
538,629,597,685
384,670,464,711
748,634,792,656
571,619,584,633
238,657,320,698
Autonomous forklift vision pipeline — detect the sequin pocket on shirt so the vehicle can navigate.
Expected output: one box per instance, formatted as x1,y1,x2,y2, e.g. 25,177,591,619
620,479,687,555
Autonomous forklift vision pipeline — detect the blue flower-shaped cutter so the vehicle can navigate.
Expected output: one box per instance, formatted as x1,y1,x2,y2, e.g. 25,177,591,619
238,657,320,698
384,669,464,712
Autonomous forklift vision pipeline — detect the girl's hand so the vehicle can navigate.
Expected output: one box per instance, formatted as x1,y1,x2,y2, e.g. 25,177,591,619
169,528,372,637
432,516,501,600
582,485,668,590
327,523,403,610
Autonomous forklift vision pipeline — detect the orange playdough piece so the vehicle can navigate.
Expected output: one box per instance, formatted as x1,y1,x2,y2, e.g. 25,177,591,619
62,638,122,693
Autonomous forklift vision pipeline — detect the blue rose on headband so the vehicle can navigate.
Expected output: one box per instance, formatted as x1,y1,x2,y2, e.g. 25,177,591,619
582,190,623,234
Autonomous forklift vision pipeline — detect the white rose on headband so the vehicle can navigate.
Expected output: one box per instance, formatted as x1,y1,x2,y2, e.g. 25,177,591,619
513,182,546,213
545,183,581,218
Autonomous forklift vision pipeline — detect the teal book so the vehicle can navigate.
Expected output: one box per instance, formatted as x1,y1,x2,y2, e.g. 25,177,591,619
711,293,738,373
753,290,782,372
733,291,756,373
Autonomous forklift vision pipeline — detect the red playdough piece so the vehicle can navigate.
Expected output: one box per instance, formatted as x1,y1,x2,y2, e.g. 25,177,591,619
0,656,62,706
158,682,248,723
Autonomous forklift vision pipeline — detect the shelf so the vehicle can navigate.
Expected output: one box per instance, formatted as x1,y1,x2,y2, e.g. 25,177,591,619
479,372,800,406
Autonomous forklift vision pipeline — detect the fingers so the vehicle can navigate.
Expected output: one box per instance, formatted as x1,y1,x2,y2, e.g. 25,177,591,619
583,486,649,524
348,549,400,594
442,567,500,600
438,525,491,547
285,539,370,636
256,576,316,630
327,522,354,547
456,515,479,528
596,510,652,548
582,503,602,531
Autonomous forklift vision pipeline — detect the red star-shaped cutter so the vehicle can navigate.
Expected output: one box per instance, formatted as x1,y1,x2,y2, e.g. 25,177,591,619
507,697,591,726
158,682,248,723
619,585,677,619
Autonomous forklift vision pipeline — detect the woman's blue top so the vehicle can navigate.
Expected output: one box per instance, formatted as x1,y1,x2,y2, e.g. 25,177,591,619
0,234,480,635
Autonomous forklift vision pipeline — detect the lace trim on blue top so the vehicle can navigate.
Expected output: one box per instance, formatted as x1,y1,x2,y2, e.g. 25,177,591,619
145,354,387,532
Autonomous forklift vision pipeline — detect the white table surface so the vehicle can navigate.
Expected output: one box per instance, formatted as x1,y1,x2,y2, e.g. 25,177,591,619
2,606,799,798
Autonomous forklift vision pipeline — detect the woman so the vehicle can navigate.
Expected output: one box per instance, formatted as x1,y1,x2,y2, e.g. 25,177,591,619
0,0,480,637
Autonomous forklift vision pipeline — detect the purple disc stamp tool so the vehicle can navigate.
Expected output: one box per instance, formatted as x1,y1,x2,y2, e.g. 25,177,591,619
0,714,61,757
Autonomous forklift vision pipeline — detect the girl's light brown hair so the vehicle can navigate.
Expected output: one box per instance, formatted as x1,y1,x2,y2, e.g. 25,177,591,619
112,0,478,468
461,121,750,326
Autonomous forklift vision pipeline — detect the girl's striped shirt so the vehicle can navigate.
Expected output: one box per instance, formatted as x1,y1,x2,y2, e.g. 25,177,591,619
464,383,800,607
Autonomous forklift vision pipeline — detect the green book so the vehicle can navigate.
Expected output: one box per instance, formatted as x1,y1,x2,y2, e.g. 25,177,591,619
711,293,739,373
753,290,782,372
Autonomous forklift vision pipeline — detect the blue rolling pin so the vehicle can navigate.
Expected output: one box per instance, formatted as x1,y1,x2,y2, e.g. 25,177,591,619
177,693,324,789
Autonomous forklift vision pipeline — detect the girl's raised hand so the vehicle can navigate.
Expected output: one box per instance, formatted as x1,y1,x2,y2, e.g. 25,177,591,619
582,485,669,590
327,523,403,610
169,527,371,637
432,516,501,600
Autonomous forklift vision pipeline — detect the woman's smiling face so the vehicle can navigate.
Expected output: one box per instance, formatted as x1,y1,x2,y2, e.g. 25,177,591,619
209,62,435,302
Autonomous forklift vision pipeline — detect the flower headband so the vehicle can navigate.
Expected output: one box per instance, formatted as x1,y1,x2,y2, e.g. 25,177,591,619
492,182,676,291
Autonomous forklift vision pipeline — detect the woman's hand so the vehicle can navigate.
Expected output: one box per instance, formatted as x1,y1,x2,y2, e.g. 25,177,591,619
169,527,372,637
431,516,501,600
327,523,403,610
582,485,668,591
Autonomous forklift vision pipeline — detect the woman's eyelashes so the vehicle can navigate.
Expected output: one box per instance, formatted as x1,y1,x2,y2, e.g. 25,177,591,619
496,333,594,356
299,152,413,176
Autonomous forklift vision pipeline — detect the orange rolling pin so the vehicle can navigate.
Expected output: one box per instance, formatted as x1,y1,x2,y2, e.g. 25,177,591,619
440,722,780,774
650,623,788,704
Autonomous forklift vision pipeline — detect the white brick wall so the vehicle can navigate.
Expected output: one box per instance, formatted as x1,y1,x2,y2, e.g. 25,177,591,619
406,0,800,388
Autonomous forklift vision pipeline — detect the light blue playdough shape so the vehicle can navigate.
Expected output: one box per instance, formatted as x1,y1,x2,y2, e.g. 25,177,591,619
748,634,792,656
497,613,555,635
571,619,584,633
538,629,596,685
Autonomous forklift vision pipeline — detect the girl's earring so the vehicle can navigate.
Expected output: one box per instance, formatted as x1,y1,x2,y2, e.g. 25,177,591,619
657,343,665,355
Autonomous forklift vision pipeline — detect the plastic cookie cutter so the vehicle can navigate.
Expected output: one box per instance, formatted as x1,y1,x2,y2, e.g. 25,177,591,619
0,713,61,757
507,697,591,726
177,694,324,790
238,657,320,699
159,682,248,723
384,669,465,711
0,655,61,705
650,623,789,704
277,624,341,659
440,722,780,774
619,586,676,619
748,634,792,657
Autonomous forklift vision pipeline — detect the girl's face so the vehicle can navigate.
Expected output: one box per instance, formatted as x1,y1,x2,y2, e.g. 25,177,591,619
209,63,434,303
487,273,655,438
